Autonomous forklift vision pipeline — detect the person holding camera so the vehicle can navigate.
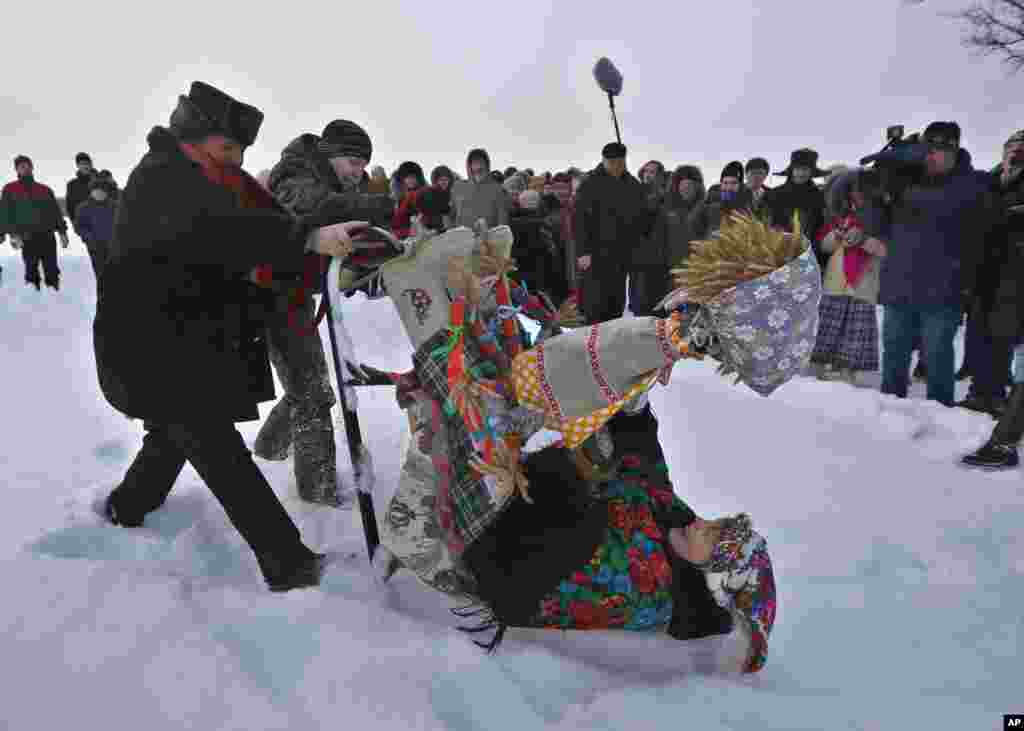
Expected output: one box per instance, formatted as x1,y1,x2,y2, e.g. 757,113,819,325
95,81,368,592
867,121,1002,408
961,130,1024,469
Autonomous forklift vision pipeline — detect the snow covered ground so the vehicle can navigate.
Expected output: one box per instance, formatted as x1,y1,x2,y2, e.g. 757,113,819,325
1,253,1021,730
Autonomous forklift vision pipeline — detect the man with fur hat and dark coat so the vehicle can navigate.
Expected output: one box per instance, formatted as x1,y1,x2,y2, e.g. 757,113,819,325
1,156,68,290
66,153,96,237
692,162,754,241
74,174,119,284
574,142,654,323
94,81,369,591
762,149,828,269
253,118,394,508
391,162,428,238
451,148,510,229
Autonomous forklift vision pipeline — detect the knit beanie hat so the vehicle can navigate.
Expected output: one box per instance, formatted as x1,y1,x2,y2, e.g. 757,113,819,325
721,161,744,182
76,152,92,165
923,121,961,147
318,119,373,161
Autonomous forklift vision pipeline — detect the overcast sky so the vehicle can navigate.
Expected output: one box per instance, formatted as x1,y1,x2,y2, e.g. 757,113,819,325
4,0,1022,192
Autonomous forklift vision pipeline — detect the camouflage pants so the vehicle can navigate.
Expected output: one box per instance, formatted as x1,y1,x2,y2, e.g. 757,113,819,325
254,293,341,505
382,400,476,597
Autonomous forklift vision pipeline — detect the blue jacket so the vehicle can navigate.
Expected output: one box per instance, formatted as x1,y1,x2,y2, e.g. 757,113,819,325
75,198,117,246
871,149,1001,308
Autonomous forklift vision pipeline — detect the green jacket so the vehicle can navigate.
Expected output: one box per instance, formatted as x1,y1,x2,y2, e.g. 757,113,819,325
1,178,67,238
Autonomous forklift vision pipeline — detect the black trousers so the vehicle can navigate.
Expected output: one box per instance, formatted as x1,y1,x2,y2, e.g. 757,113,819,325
108,420,305,558
86,240,109,283
22,232,59,286
582,259,628,324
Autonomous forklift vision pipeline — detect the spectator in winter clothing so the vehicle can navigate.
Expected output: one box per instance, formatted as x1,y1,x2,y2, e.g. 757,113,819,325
391,160,426,201
810,167,882,383
628,160,671,314
74,175,119,283
867,121,1003,407
257,118,392,508
66,152,95,234
574,142,655,323
962,129,1024,468
763,149,828,269
745,157,771,207
431,165,455,192
639,160,669,209
451,148,510,229
1,156,68,290
957,129,1023,419
692,161,754,240
638,165,708,315
95,81,366,591
508,186,568,305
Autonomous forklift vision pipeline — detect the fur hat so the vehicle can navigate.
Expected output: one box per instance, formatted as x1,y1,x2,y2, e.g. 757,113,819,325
13,155,32,169
774,148,829,178
396,161,426,184
602,142,627,159
169,81,264,147
75,152,92,165
1005,129,1024,149
720,161,744,182
318,119,372,161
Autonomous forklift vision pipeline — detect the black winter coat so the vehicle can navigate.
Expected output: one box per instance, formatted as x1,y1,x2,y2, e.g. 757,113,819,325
984,167,1024,340
762,180,827,270
573,164,654,266
66,172,93,234
94,127,318,423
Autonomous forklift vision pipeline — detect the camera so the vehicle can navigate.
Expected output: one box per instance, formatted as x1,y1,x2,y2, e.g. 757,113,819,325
859,124,929,203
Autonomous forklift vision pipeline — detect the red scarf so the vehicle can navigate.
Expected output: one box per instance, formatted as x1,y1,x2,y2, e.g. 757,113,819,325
180,142,327,335
832,213,871,289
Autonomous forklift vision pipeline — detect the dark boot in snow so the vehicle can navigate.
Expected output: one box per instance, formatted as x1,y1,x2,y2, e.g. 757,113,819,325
912,361,927,381
961,384,1024,470
955,364,970,381
257,548,329,592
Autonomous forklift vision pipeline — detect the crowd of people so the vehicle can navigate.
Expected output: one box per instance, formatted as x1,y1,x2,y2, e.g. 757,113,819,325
1,82,1021,674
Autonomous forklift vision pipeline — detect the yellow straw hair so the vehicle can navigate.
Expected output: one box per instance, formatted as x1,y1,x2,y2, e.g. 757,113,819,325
670,211,807,304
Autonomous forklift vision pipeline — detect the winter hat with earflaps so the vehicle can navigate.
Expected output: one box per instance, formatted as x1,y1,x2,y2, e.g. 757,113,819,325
660,212,822,397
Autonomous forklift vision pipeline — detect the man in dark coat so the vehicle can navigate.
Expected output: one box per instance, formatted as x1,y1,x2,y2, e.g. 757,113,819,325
962,129,1024,468
66,152,96,236
94,81,366,592
693,161,755,241
574,142,655,323
1,156,69,290
254,119,394,507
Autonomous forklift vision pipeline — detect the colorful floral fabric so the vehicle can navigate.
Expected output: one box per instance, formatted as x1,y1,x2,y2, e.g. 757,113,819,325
528,473,679,632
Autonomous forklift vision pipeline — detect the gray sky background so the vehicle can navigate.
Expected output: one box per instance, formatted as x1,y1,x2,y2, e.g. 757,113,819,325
4,0,1022,194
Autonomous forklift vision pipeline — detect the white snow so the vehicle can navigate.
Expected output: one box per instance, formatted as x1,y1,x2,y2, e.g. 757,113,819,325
2,253,1021,730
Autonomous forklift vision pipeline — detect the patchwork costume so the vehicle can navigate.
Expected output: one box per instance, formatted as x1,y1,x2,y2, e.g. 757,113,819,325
350,218,819,674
